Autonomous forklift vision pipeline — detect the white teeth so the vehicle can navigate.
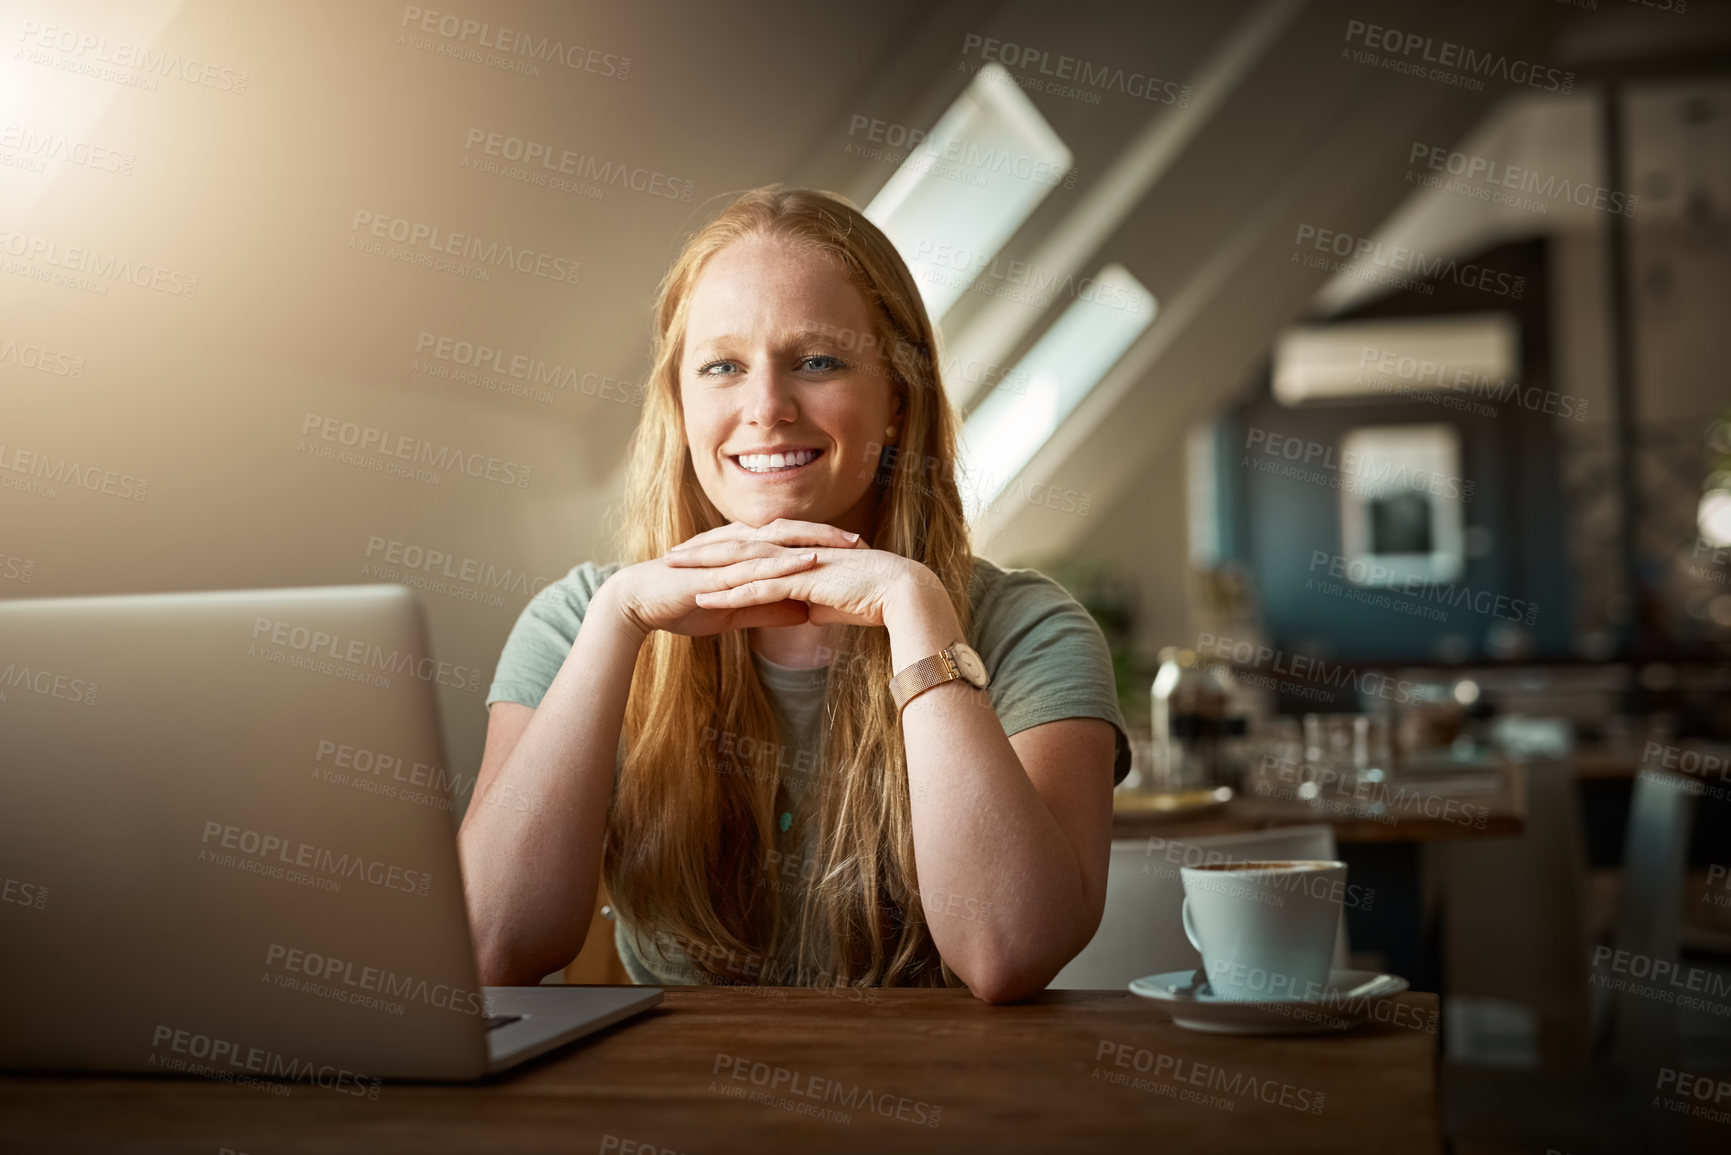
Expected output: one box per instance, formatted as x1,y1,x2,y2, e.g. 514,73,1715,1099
736,450,818,473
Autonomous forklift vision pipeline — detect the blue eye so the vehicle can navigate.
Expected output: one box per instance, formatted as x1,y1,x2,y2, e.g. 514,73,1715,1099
695,355,848,377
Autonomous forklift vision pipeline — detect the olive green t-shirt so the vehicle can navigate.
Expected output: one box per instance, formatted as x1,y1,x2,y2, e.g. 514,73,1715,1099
484,556,1132,987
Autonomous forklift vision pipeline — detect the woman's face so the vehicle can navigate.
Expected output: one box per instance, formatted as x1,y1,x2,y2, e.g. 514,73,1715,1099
679,234,901,535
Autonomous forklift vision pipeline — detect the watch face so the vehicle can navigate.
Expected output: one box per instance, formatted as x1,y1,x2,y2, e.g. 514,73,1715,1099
952,643,988,687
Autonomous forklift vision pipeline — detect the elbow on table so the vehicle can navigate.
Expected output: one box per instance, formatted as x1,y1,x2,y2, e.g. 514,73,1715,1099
963,960,1056,1005
473,929,582,987
960,923,1097,1003
474,941,528,987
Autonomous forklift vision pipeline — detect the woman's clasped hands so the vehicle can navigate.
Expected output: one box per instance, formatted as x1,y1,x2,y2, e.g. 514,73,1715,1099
611,518,935,639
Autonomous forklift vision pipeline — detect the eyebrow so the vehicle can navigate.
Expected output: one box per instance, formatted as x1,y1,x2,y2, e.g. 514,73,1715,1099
686,326,864,359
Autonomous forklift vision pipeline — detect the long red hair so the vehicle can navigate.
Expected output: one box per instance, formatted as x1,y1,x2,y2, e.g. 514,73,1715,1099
604,185,973,986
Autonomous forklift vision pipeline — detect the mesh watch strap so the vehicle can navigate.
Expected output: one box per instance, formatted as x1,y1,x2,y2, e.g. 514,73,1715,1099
890,650,961,714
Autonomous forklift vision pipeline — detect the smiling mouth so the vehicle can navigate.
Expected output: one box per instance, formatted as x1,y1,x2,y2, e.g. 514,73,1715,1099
730,449,824,475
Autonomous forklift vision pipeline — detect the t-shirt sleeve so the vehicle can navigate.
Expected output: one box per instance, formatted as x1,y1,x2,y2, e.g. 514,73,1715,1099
972,566,1134,787
486,561,620,709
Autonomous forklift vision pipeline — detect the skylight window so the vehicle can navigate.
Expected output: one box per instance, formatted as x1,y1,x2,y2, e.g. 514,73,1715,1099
959,263,1155,519
864,62,1073,321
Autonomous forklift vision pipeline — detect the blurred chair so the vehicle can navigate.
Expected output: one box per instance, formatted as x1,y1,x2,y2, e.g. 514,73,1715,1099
1435,756,1592,1066
1050,824,1348,990
1440,758,1699,1154
1596,765,1698,1074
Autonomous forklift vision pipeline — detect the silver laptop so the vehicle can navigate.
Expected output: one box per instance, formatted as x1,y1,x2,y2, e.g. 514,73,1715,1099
0,584,660,1085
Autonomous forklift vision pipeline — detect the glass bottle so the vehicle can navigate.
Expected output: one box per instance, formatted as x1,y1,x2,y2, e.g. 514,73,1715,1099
1149,647,1231,791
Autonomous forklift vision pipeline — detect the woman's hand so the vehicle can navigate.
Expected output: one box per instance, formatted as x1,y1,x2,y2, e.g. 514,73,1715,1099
666,518,936,629
603,519,853,640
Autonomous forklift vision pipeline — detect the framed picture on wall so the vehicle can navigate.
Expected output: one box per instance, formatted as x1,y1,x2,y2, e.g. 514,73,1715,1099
1338,423,1466,586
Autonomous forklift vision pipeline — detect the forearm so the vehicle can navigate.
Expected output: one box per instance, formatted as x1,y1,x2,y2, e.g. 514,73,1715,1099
889,584,1097,1002
459,585,644,984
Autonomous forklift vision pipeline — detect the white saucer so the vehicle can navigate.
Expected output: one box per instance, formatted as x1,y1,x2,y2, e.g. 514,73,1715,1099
1128,968,1412,1035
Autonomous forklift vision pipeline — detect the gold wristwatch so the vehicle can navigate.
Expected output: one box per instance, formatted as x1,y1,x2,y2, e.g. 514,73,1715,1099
889,642,990,714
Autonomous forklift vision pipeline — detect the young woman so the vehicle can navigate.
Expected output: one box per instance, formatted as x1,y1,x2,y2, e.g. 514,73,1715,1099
459,186,1130,1003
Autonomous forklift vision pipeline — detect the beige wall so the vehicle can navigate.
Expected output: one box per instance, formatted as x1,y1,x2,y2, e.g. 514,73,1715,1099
1058,431,1194,672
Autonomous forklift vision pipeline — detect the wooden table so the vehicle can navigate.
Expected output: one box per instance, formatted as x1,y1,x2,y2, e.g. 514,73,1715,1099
1112,764,1526,844
0,987,1442,1154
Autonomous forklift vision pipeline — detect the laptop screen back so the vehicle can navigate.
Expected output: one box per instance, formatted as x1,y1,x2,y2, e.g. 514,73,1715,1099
0,585,491,1082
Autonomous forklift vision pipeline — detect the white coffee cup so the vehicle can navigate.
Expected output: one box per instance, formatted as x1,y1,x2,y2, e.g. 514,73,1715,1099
1180,860,1347,1002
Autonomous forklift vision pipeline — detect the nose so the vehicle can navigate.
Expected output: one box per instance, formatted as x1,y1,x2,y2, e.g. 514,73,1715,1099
742,362,800,429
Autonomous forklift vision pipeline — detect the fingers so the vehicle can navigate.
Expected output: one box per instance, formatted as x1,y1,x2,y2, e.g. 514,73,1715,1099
669,519,862,556
664,538,794,568
666,524,733,554
693,552,816,609
694,582,774,609
692,551,816,603
746,519,861,550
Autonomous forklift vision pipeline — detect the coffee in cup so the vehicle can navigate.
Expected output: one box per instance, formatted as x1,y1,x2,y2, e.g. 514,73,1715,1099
1179,860,1346,1002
